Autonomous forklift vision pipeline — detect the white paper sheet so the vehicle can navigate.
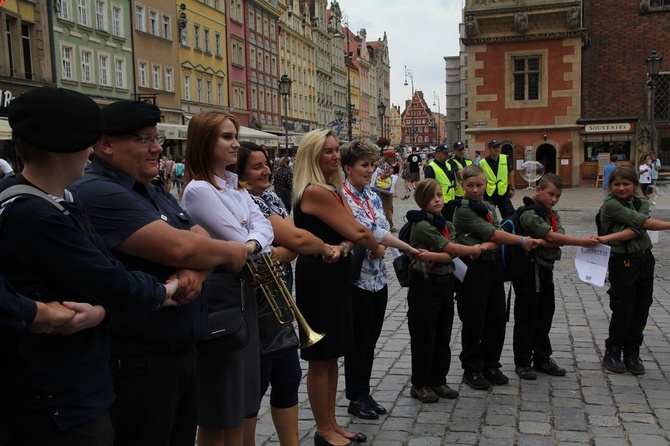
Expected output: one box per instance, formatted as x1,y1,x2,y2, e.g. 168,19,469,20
574,243,611,287
452,257,467,282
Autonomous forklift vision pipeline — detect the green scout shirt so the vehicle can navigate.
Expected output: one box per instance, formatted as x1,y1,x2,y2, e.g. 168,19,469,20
518,204,565,262
410,214,455,276
453,199,498,247
600,196,651,255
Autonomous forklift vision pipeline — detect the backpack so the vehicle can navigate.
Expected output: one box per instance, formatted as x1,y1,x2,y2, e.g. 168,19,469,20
500,202,546,282
392,221,414,287
175,163,185,178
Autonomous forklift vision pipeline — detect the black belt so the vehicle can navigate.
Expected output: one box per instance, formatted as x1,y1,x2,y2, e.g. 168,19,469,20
613,248,651,259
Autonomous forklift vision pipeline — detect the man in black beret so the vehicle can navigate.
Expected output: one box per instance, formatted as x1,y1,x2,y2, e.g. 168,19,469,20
70,101,249,446
0,88,180,445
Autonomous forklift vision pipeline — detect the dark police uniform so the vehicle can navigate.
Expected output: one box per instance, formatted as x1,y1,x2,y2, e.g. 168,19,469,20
70,157,207,446
453,200,507,376
0,175,166,445
512,203,565,369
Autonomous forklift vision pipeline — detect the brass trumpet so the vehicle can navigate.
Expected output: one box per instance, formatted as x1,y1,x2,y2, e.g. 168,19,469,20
245,253,324,349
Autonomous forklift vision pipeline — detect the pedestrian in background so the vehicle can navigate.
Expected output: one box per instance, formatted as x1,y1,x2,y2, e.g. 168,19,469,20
274,156,293,214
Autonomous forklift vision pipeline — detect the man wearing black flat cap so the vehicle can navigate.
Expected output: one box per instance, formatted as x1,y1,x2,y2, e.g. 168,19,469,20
70,101,248,446
479,140,515,218
0,87,180,445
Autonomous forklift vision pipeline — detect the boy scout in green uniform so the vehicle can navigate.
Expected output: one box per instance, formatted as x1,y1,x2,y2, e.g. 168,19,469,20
512,174,598,380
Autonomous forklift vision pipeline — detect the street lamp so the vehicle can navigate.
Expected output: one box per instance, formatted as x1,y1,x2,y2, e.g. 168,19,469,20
433,91,441,145
377,101,386,139
279,74,292,159
404,66,415,148
646,50,662,154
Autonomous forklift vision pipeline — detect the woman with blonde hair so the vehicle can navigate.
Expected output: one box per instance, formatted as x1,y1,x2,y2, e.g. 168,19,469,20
293,129,384,446
182,112,274,446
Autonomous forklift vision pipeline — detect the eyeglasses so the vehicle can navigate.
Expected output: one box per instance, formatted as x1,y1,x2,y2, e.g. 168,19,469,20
127,133,165,146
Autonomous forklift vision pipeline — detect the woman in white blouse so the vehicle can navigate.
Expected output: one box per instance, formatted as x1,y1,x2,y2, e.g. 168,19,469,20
182,112,274,446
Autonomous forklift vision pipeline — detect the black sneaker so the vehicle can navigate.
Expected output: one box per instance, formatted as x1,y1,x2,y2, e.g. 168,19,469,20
515,365,537,380
482,367,509,385
462,371,490,390
624,356,645,375
533,358,566,376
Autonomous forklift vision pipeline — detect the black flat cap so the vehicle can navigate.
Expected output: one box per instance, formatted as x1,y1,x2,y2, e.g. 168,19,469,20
487,140,501,148
102,100,161,135
8,87,103,153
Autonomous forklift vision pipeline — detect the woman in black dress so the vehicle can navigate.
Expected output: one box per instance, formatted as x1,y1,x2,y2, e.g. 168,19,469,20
292,130,384,446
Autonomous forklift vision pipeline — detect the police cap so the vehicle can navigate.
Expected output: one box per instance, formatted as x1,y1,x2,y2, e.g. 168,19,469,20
487,140,502,149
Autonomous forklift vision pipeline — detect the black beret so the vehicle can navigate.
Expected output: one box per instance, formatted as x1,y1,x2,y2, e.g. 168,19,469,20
8,87,103,153
102,100,161,135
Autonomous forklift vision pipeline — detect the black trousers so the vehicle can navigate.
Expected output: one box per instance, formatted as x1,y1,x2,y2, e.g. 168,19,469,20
456,258,507,372
512,264,555,367
0,407,113,446
110,345,197,446
607,251,655,355
484,194,515,219
407,273,455,388
344,285,388,400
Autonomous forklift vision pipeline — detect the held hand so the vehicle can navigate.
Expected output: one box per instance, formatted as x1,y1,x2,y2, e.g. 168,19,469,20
322,244,340,263
30,301,76,335
522,236,540,251
226,241,250,272
163,277,180,306
56,302,106,335
595,235,609,245
369,244,386,260
581,236,600,248
405,246,421,260
170,269,208,305
509,188,516,199
414,248,429,262
469,244,483,261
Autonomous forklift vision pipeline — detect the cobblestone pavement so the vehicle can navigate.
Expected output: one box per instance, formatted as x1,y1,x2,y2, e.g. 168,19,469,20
248,185,670,446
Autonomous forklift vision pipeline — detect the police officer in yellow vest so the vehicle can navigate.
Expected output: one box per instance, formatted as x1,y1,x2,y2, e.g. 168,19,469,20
479,140,515,218
449,141,473,199
424,144,457,220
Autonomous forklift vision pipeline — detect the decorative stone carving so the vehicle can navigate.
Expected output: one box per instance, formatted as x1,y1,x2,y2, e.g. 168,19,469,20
515,12,528,33
466,15,479,37
567,6,580,28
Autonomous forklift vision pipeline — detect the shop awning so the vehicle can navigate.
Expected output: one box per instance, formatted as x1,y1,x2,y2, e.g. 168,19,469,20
156,123,279,146
157,123,188,140
239,126,279,146
0,119,12,140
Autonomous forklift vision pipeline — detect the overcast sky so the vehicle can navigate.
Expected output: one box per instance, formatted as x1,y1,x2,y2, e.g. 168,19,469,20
341,0,464,114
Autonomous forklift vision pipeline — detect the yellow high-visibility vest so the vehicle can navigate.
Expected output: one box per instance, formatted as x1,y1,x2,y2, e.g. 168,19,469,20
450,158,473,197
479,154,509,196
428,161,455,202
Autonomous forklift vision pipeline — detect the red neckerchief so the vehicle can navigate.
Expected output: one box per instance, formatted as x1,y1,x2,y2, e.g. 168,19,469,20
485,212,493,225
442,226,450,240
343,183,376,222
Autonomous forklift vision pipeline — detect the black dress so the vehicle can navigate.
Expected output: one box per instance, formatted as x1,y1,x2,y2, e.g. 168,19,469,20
293,191,354,361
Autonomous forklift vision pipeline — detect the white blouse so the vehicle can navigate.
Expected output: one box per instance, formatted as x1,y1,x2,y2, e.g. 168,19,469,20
182,171,274,252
